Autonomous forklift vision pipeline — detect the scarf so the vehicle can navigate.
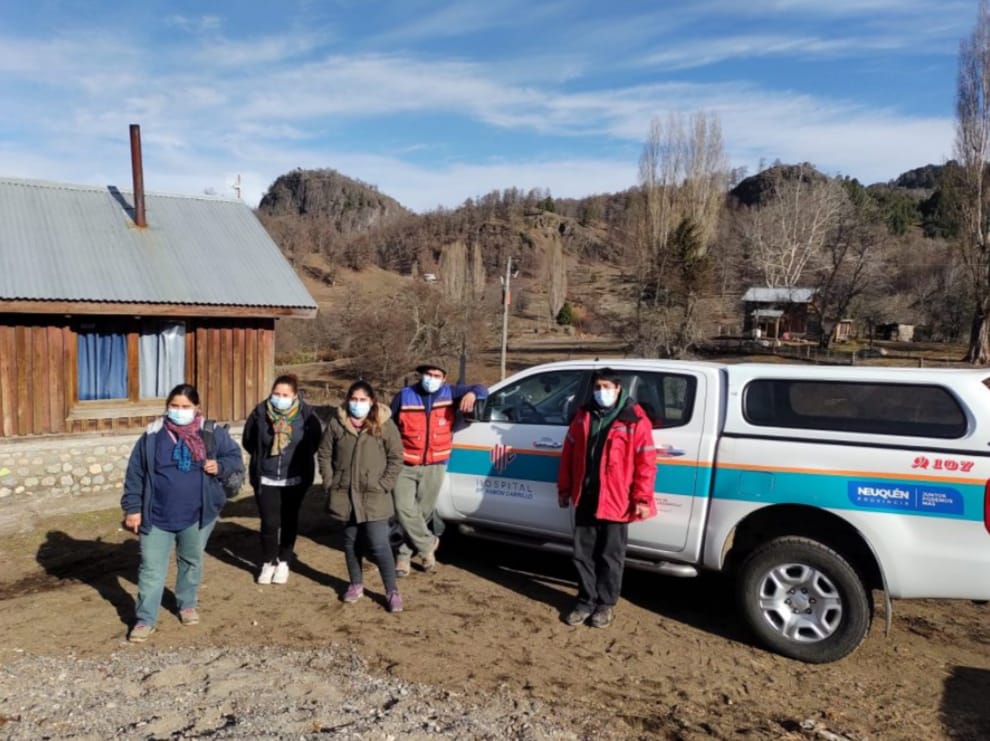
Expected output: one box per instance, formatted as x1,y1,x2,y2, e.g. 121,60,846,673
267,398,301,456
164,413,207,472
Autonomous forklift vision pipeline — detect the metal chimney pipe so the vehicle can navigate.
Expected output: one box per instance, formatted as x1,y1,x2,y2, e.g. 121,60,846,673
129,124,146,228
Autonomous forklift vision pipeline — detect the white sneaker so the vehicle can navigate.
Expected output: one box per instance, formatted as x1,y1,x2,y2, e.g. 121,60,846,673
272,560,290,584
257,562,277,585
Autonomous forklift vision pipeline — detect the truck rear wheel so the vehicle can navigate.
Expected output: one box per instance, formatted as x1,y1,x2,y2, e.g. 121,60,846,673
736,536,871,663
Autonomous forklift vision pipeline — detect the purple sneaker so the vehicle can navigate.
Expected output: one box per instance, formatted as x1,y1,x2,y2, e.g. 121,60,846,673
342,583,364,603
387,590,403,613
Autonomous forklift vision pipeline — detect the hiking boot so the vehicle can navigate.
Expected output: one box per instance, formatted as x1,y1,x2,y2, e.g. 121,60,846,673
179,608,200,626
563,604,594,626
421,536,440,572
272,560,290,585
343,583,364,603
395,554,411,578
387,590,404,613
128,623,156,643
257,562,277,585
590,605,615,629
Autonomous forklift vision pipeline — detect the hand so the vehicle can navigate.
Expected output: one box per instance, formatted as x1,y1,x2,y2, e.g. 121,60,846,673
459,392,477,414
203,459,219,475
633,503,651,520
558,494,570,509
124,513,141,534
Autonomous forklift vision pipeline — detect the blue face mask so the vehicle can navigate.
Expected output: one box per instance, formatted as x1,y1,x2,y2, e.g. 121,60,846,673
421,376,442,394
270,395,294,412
593,388,618,409
348,400,371,419
167,407,196,426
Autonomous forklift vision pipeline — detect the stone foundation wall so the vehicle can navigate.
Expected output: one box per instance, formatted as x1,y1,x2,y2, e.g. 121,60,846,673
0,426,246,535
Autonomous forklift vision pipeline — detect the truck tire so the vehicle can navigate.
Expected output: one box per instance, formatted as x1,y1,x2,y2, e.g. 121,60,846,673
736,536,871,663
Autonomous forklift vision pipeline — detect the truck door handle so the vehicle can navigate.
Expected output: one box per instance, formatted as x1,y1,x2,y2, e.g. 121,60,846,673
533,438,562,449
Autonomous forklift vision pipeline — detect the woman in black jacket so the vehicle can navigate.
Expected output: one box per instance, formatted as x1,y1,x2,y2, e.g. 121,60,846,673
242,373,323,585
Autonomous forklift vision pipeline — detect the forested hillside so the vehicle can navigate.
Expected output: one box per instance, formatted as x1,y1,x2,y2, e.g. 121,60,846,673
256,162,967,386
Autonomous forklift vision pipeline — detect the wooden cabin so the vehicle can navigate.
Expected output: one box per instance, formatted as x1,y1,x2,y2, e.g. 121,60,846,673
0,176,316,439
742,287,819,340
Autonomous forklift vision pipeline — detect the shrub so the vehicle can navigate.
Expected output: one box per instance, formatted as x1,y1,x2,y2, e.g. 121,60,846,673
556,302,575,326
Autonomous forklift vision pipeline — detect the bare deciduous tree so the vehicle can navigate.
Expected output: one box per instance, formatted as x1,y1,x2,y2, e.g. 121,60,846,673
812,214,888,347
470,242,486,299
439,240,467,302
955,0,990,362
331,280,495,389
546,237,567,322
737,167,849,289
632,111,730,357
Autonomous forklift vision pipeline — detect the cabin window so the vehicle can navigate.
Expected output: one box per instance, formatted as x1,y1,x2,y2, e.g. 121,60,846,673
77,325,128,400
75,319,187,403
139,320,186,398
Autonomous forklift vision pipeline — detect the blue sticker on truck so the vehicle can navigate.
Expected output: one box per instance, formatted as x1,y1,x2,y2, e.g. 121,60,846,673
847,481,964,515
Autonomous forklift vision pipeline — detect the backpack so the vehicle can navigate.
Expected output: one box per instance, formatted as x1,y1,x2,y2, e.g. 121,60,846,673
202,419,246,498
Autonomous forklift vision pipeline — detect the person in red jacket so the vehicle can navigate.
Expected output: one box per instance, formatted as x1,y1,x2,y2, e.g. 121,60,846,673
557,368,657,628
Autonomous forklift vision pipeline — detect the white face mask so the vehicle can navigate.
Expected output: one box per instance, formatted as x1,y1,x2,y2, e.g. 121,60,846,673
167,407,196,426
270,395,294,411
348,400,371,419
593,388,618,409
421,376,443,394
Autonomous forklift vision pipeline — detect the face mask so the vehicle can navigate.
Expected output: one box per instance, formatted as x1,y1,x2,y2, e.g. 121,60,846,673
348,400,371,419
270,395,294,411
167,408,196,426
421,376,442,394
593,388,618,409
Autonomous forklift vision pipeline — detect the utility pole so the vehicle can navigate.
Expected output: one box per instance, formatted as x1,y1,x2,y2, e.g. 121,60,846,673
500,256,513,380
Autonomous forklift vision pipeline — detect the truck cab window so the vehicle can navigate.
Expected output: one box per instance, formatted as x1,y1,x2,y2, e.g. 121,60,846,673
609,371,696,429
486,371,583,425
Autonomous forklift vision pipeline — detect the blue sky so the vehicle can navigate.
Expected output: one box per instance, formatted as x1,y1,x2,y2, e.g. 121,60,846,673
0,0,978,211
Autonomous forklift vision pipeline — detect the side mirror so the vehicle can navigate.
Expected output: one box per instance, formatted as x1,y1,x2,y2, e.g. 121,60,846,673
472,397,488,422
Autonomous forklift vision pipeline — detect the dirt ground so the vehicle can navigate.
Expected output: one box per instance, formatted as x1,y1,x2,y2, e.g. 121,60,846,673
1,492,988,740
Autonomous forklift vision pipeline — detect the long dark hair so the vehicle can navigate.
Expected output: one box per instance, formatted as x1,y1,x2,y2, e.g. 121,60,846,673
165,383,200,408
346,379,384,438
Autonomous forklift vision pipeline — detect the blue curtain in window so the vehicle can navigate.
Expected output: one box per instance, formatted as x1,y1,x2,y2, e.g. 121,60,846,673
77,330,128,400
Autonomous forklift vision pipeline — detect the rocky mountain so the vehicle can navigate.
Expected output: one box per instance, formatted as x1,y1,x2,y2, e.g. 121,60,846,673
258,168,411,235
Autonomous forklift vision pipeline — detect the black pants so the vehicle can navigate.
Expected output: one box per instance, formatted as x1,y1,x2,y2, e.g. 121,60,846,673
343,517,398,594
572,518,629,609
255,484,306,563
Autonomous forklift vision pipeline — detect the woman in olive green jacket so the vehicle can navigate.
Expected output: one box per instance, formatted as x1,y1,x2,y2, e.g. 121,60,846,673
318,380,404,612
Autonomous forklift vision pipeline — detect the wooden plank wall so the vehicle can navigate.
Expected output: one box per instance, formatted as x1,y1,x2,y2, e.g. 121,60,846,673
192,319,275,423
0,316,276,438
0,318,68,437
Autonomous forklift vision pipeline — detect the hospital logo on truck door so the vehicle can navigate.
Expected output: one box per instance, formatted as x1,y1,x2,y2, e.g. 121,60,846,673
490,444,516,474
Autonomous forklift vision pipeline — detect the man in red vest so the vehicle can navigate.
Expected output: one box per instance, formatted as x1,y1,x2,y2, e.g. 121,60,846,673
390,359,488,576
557,368,657,628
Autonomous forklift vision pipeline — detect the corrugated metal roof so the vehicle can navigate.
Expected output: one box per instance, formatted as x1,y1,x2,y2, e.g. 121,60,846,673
0,177,317,310
742,287,815,303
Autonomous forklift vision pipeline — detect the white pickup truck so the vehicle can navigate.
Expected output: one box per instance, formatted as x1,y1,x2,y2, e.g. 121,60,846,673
436,359,990,662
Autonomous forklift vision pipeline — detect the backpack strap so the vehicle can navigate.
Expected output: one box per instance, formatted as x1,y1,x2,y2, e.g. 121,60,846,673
201,418,217,459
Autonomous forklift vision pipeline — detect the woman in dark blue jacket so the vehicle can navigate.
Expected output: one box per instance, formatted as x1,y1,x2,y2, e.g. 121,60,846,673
242,373,323,585
120,383,243,643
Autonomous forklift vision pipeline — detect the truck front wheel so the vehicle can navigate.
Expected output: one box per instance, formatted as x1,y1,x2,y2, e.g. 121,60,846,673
736,536,872,663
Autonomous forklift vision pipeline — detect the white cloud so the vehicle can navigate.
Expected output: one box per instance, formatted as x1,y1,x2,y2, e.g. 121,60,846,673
0,2,966,216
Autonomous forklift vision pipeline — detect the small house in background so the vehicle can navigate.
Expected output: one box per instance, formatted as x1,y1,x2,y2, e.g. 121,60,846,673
742,287,819,340
0,130,316,440
822,317,857,343
877,323,915,342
